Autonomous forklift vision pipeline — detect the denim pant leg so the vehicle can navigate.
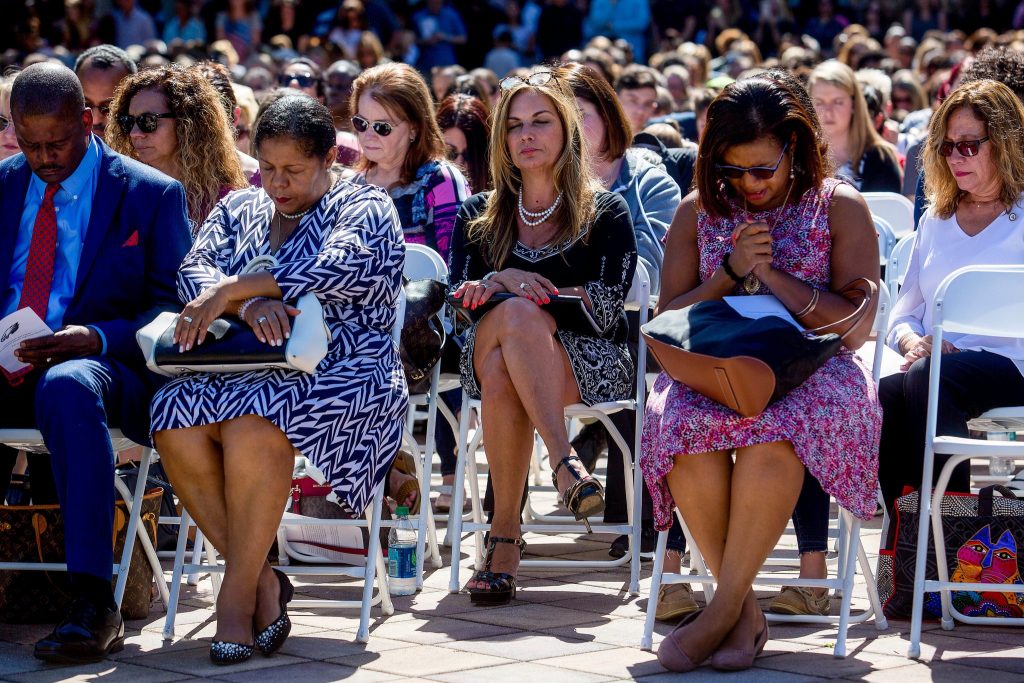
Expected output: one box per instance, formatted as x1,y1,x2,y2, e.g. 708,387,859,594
791,468,830,554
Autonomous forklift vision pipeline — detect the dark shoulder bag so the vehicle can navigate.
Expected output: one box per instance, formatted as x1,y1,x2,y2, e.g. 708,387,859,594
400,278,448,394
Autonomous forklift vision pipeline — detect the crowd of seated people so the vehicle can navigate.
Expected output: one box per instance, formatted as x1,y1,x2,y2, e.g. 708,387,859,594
2,5,1024,676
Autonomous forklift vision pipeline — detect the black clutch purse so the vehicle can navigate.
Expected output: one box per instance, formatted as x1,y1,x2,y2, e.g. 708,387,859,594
448,292,602,335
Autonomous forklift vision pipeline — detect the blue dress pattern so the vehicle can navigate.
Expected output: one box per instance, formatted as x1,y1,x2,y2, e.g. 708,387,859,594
150,181,409,516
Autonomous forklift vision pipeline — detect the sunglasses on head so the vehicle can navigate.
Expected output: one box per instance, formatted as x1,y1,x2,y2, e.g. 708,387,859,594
351,115,394,136
499,70,555,92
279,73,319,88
716,142,790,180
0,114,10,133
938,136,989,157
117,112,175,135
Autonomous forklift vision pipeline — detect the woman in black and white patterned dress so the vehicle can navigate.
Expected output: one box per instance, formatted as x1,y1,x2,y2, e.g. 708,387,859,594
449,68,637,605
150,95,407,663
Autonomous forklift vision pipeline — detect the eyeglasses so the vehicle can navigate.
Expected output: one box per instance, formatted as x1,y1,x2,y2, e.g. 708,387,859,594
499,70,555,92
0,115,9,133
716,142,790,180
445,145,466,162
117,112,175,135
279,73,319,88
938,136,989,157
351,114,394,136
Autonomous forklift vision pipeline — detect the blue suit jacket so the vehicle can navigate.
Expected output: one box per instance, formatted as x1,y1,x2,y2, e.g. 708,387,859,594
0,140,192,370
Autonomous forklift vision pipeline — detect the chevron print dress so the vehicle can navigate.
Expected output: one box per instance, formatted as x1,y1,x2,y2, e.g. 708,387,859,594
151,181,409,515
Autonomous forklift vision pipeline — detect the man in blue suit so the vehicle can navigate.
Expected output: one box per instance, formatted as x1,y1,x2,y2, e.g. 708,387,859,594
0,63,191,663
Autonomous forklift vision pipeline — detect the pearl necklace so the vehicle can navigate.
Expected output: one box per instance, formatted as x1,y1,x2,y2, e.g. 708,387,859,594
278,204,314,220
518,189,562,227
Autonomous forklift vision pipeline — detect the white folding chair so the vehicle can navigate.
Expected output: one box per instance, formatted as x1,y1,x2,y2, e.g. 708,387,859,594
447,264,651,596
643,288,891,656
0,429,169,610
906,265,1024,658
863,191,916,238
163,290,408,643
887,232,917,303
875,215,897,269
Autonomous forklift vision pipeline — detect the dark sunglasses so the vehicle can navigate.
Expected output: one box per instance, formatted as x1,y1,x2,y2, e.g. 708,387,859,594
0,114,9,133
716,142,790,180
279,73,319,88
938,136,989,157
117,112,175,135
445,145,466,162
351,114,393,136
499,70,555,92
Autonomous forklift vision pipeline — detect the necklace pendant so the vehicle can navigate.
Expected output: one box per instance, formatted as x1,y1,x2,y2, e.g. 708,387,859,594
743,273,760,295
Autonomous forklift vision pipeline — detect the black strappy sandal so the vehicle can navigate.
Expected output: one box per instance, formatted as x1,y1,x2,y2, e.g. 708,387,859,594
466,536,526,605
552,455,605,533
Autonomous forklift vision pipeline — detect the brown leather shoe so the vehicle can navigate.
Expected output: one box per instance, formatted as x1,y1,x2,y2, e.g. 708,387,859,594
769,586,831,616
655,583,700,621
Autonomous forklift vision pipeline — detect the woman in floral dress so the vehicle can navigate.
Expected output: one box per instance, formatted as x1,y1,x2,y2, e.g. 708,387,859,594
641,77,880,673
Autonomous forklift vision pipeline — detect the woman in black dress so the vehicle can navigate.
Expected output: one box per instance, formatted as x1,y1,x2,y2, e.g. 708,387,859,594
449,67,638,605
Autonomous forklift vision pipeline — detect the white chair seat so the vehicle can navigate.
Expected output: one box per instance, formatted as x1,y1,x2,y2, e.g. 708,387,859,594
931,436,1024,456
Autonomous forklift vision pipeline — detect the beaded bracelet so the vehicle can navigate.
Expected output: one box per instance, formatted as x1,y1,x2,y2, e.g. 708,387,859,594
720,252,745,285
238,297,266,323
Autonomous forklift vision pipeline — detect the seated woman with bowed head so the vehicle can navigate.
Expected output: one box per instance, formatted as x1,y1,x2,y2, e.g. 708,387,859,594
879,78,1024,510
449,68,638,605
150,95,408,665
640,77,881,673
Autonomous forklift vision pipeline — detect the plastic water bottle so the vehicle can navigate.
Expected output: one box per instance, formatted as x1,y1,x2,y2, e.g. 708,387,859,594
988,432,1017,478
387,506,417,595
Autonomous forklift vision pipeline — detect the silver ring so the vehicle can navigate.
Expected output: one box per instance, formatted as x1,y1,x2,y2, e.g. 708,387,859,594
519,282,528,290
46,357,52,363
182,316,194,324
256,316,268,324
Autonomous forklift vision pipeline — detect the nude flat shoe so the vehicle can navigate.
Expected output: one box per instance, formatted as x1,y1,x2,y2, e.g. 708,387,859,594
709,611,769,671
656,609,705,673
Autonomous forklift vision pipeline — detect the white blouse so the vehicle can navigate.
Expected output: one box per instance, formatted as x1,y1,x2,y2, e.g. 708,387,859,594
886,194,1024,377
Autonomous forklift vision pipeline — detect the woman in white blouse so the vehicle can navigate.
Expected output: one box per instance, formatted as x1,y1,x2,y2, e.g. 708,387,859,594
879,79,1024,509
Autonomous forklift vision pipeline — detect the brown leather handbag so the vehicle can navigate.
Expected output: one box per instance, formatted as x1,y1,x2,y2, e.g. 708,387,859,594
0,489,162,622
642,279,876,417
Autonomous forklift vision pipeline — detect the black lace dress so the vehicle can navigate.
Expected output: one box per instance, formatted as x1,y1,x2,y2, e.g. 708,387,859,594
448,191,638,405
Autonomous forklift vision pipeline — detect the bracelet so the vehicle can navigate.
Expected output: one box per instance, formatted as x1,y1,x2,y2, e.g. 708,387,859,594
482,271,499,282
721,252,744,285
794,288,819,319
238,297,265,323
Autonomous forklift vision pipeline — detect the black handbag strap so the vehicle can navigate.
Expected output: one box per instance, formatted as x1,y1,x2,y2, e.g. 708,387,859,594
978,484,1018,516
804,277,878,341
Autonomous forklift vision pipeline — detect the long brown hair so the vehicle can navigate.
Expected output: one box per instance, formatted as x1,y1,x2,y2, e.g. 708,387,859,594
696,77,828,218
562,62,631,161
436,93,491,192
350,62,446,185
467,67,599,269
923,79,1024,219
107,65,247,226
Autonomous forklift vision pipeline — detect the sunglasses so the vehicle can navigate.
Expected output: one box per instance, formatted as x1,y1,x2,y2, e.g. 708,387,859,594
117,112,175,135
351,114,394,136
499,70,555,92
445,145,466,162
279,73,319,88
938,136,989,157
0,114,9,133
716,142,790,180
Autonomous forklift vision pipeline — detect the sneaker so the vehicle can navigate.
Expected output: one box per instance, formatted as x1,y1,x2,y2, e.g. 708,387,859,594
655,583,699,621
768,586,831,616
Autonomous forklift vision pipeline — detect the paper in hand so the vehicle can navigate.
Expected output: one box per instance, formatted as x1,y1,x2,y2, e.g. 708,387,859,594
0,308,53,374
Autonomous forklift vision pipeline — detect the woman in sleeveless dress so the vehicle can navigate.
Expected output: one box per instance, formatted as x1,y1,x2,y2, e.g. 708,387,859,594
640,77,881,673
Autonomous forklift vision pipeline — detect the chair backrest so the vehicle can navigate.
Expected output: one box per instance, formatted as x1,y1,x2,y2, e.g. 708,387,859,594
933,265,1024,338
625,261,652,313
862,192,915,237
392,287,406,345
404,243,449,283
874,215,897,266
870,285,892,385
887,232,916,297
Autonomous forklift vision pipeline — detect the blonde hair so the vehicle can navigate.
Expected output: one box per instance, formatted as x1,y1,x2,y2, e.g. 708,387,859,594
809,60,898,171
923,79,1024,219
468,68,599,269
107,66,248,226
350,62,446,184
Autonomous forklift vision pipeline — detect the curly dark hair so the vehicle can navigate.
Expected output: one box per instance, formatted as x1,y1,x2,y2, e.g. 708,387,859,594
959,47,1024,104
436,93,490,192
106,65,247,226
695,77,829,218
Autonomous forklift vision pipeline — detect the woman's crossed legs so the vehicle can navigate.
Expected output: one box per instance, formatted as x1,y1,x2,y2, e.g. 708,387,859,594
155,415,295,644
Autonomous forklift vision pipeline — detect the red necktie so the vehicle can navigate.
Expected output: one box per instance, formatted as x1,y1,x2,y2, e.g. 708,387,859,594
4,183,61,385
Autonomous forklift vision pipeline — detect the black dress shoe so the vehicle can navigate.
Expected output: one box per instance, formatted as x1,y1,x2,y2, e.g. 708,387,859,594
34,596,125,664
608,528,658,559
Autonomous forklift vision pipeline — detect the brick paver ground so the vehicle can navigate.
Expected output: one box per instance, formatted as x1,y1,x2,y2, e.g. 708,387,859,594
1,480,1022,682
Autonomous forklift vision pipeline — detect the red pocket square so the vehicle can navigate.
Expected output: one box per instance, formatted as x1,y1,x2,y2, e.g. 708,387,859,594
121,231,139,247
